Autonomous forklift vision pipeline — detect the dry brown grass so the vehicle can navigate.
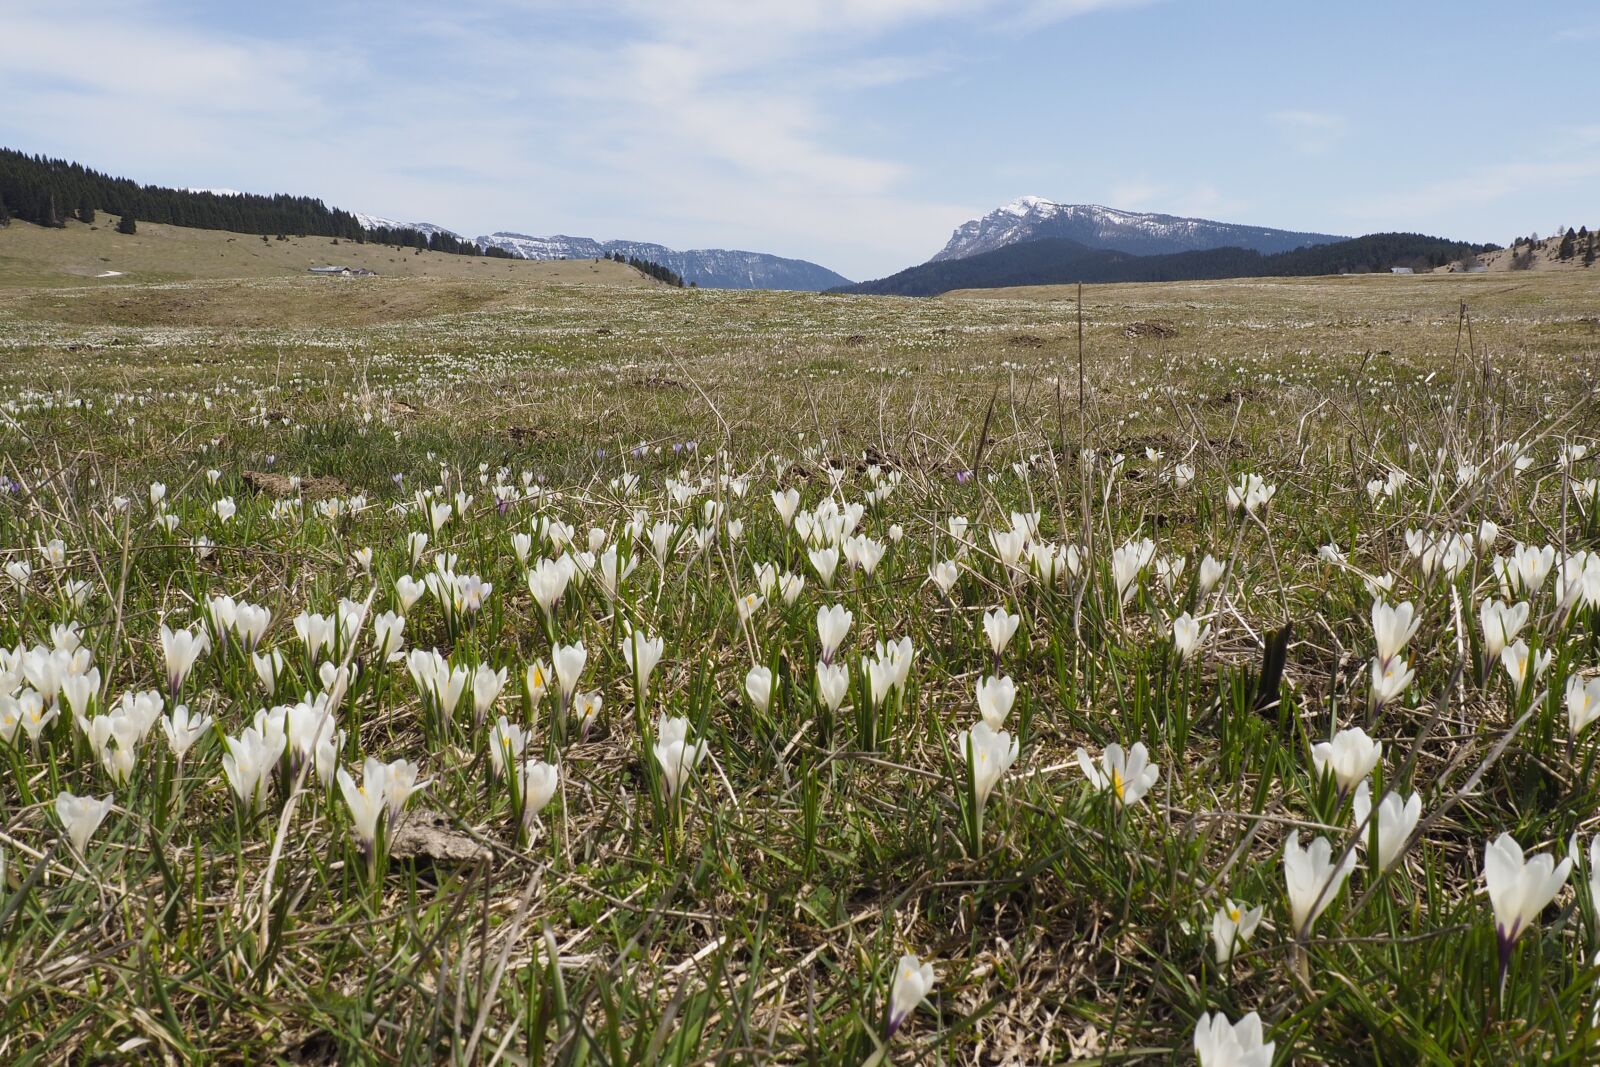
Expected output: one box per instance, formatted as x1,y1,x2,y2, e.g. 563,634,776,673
0,216,661,290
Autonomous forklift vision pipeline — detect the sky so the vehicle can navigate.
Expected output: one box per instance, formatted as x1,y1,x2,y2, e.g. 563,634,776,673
3,1,1598,281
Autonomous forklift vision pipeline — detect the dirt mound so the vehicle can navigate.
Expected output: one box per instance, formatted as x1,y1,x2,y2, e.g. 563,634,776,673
1123,320,1178,339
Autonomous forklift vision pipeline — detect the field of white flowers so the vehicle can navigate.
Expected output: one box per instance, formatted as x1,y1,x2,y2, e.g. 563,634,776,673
2,272,1600,1063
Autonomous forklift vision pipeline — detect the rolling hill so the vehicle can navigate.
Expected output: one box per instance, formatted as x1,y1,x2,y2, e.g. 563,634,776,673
0,216,665,290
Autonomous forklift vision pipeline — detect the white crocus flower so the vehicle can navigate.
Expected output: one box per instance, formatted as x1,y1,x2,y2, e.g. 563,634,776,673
1193,1011,1274,1067
1500,639,1551,696
1283,830,1357,938
1589,837,1600,916
815,660,850,712
372,611,406,663
158,623,210,697
1369,655,1414,709
381,758,425,822
1171,612,1210,660
395,575,426,613
519,759,560,833
886,953,936,1035
472,664,509,723
1484,833,1571,971
1075,741,1160,809
652,714,708,796
1210,899,1263,965
1111,538,1155,605
744,665,774,714
621,631,665,694
961,720,1018,811
251,649,284,696
222,725,286,815
975,675,1016,730
982,608,1020,657
524,660,551,709
552,641,587,700
293,612,335,660
808,547,840,588
1351,780,1421,873
337,758,390,849
1371,600,1420,666
816,605,853,664
510,531,533,566
1478,599,1529,664
55,790,114,855
161,703,212,764
771,488,800,527
487,716,527,778
1567,674,1600,737
1311,726,1382,797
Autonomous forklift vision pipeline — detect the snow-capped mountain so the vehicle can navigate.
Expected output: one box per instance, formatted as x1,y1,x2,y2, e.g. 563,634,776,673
931,197,1346,262
475,233,851,291
352,213,461,239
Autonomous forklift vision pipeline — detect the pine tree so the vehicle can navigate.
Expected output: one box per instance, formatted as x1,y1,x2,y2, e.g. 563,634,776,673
117,213,137,235
1586,234,1596,268
1559,227,1577,260
77,196,95,224
39,190,62,227
0,195,9,226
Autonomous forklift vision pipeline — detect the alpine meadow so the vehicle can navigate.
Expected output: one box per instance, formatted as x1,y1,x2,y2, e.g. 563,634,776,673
4,3,1600,1065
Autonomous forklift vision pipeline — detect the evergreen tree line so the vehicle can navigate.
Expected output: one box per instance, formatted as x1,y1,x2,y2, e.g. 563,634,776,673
1556,226,1596,267
608,251,688,287
841,232,1503,297
0,148,510,259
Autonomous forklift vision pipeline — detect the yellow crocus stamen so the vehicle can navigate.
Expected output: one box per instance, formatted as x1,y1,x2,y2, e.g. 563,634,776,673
1112,768,1125,801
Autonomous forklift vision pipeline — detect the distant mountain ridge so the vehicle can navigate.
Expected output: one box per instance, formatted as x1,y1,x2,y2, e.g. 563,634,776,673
473,233,850,291
932,196,1347,261
839,232,1493,297
348,216,850,290
352,213,461,241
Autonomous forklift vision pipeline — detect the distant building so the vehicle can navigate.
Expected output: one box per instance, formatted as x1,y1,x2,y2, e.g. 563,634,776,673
307,265,378,277
1389,266,1414,275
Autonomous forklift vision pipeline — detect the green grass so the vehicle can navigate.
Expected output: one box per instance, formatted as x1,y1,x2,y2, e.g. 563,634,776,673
0,269,1599,1063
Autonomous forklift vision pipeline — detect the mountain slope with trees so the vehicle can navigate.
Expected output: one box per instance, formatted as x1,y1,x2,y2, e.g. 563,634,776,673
0,148,513,260
836,232,1498,297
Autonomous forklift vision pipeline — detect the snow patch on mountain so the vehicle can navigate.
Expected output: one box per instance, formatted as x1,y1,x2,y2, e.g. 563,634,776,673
932,198,1347,262
352,213,461,239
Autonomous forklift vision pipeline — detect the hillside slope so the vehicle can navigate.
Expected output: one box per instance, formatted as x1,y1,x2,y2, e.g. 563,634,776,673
0,218,663,289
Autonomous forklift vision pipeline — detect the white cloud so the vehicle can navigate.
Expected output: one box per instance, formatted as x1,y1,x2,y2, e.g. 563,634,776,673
0,0,1170,278
1106,180,1248,221
1346,157,1600,224
1270,110,1348,156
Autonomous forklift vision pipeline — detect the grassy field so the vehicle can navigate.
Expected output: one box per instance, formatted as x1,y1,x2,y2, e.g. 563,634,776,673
2,262,1600,1064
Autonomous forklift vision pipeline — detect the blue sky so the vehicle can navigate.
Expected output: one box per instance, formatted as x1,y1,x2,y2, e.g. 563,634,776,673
4,1,1598,279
